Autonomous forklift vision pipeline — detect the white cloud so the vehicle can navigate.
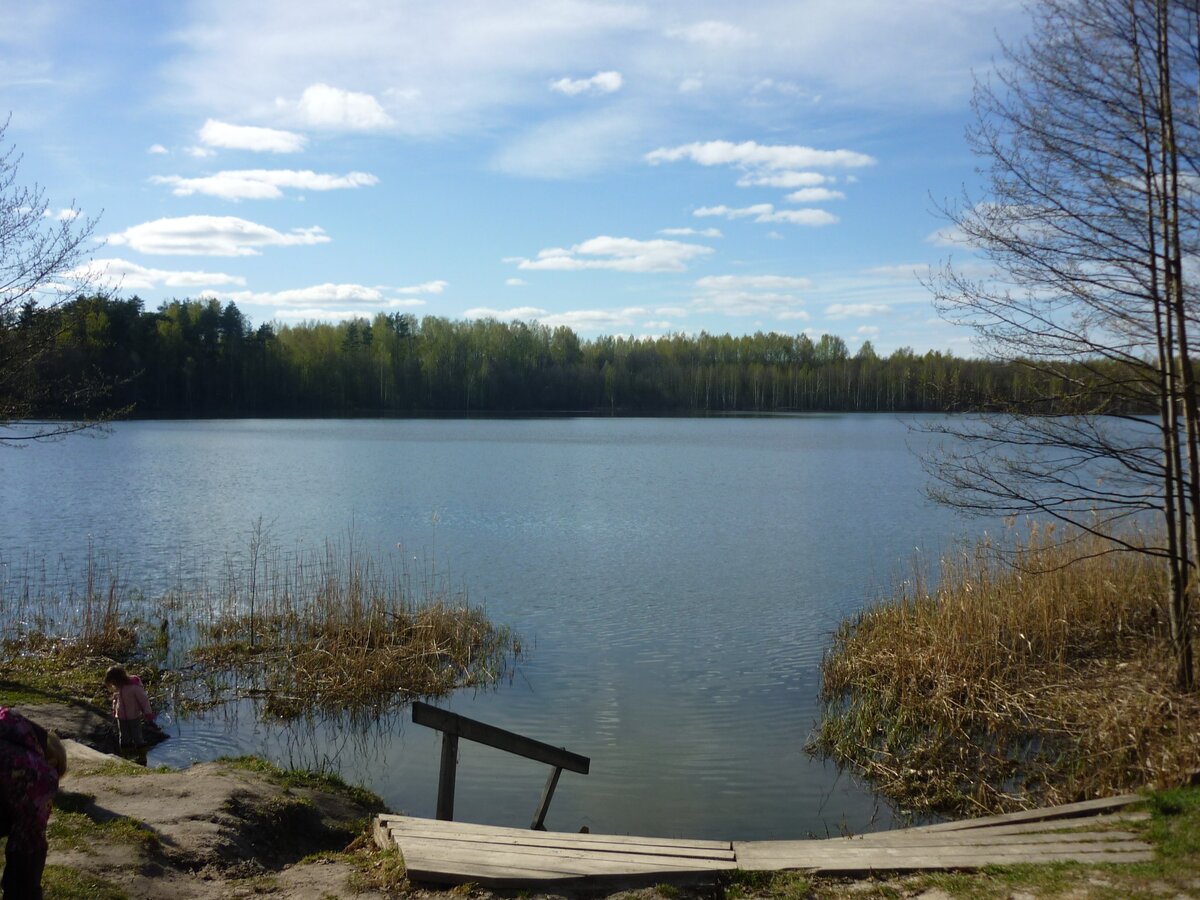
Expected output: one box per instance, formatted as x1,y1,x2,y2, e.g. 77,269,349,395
692,273,809,317
198,119,306,153
147,144,169,155
540,307,649,330
643,320,673,330
647,140,875,170
491,109,643,179
694,204,838,226
163,2,1027,144
71,258,247,291
926,223,970,247
213,283,431,308
737,171,829,188
863,263,929,279
654,306,689,317
667,21,753,47
550,70,622,95
858,325,881,335
394,280,447,294
512,235,713,273
464,306,549,320
290,83,394,130
270,306,419,322
150,169,379,201
505,278,527,287
696,275,812,291
678,76,704,93
186,146,217,159
106,216,331,256
785,187,845,203
659,227,722,237
825,302,891,319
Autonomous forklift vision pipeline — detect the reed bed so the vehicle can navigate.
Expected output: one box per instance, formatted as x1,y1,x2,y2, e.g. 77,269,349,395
186,539,519,721
0,536,519,723
811,524,1200,816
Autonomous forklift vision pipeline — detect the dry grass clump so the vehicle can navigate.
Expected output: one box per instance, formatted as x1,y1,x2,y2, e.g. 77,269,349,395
186,540,520,721
811,524,1200,816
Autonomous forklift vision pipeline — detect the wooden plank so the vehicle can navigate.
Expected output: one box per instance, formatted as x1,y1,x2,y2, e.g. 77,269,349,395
831,830,1143,848
395,839,736,886
436,732,459,821
912,795,1143,833
735,848,1155,874
854,810,1150,840
376,815,732,850
400,853,729,888
395,836,737,870
412,702,590,774
381,823,736,860
735,839,1153,872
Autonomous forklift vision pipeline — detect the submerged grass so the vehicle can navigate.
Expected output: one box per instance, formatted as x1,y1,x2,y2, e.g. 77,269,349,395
811,524,1200,816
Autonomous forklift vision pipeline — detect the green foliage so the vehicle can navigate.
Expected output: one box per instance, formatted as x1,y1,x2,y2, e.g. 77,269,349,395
48,810,159,853
216,755,386,810
6,295,1099,416
41,866,130,900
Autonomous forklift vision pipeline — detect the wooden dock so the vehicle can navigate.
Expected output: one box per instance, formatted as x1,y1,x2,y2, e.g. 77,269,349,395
373,794,1154,886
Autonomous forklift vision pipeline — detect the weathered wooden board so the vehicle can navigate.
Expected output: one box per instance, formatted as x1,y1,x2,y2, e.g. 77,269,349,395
853,810,1150,840
377,814,732,851
734,847,1154,873
383,824,736,860
830,830,1142,848
910,795,1143,832
374,793,1155,886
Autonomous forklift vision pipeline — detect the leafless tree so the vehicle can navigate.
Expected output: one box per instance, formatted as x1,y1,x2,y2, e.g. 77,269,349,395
929,0,1199,688
0,117,108,442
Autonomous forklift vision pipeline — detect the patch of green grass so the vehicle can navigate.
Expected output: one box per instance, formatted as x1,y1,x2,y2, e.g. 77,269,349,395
217,755,387,810
721,869,813,900
344,847,410,894
42,865,130,900
48,810,159,854
71,759,151,778
654,883,681,898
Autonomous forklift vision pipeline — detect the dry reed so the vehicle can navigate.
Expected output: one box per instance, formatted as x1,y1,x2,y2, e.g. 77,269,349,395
811,524,1200,816
184,538,520,721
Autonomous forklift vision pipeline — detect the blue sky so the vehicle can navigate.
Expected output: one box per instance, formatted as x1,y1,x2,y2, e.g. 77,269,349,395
4,0,1028,354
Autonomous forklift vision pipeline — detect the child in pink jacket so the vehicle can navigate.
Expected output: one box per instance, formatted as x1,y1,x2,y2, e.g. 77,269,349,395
104,665,154,750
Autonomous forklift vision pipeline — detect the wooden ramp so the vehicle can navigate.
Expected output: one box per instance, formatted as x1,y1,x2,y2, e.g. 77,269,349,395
374,794,1154,887
373,815,737,886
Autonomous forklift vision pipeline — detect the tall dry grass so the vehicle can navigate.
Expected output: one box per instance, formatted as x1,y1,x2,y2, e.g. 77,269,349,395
0,535,519,723
181,538,519,721
811,524,1200,816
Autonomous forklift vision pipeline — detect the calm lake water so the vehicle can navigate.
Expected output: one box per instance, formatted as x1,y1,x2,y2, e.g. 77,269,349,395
1,415,985,840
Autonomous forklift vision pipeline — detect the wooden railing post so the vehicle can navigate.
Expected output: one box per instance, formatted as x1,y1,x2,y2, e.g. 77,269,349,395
412,702,589,830
436,732,459,821
531,766,563,831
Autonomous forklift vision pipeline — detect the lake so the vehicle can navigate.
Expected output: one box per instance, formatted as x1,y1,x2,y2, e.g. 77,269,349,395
0,415,984,840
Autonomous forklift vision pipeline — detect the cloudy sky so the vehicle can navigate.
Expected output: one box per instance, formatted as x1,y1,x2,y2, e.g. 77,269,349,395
4,0,1027,353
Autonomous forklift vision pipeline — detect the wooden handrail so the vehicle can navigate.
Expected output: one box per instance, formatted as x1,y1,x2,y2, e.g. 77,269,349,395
411,701,590,829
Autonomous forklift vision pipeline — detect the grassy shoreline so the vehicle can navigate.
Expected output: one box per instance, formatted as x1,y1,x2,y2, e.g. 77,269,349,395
810,525,1200,817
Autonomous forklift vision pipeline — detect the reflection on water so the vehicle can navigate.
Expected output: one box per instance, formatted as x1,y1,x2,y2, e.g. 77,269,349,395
1,415,976,839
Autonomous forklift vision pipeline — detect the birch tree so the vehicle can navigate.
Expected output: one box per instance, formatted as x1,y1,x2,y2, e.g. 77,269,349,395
929,0,1199,688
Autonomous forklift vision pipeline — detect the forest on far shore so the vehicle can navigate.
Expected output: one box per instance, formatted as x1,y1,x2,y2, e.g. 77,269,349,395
3,294,1142,417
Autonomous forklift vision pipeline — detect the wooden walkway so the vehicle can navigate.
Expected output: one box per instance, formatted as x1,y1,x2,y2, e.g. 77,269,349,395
373,794,1153,887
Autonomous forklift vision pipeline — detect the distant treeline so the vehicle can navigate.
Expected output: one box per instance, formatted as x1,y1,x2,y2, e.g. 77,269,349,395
4,295,1132,416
